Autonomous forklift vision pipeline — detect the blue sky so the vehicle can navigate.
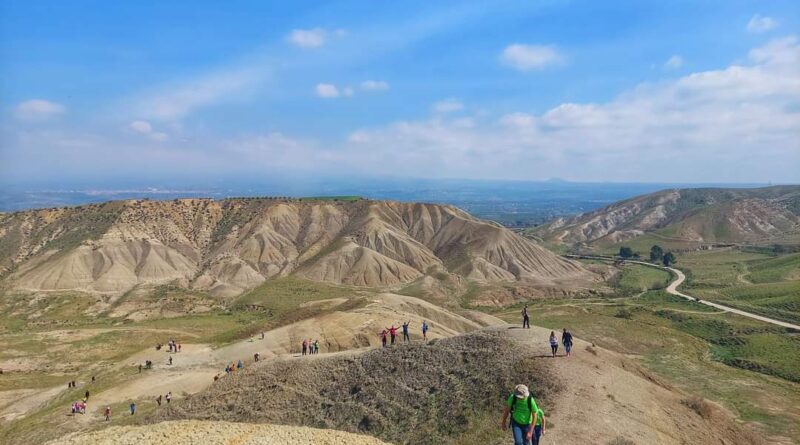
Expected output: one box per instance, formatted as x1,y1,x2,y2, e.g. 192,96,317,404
1,0,798,185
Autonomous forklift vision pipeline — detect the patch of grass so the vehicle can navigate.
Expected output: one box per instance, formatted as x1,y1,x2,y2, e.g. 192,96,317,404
610,264,672,295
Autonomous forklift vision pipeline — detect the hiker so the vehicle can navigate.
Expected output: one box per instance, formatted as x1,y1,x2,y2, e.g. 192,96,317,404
156,395,162,406
562,328,574,357
168,356,173,365
533,405,546,445
522,305,530,329
380,329,388,347
130,402,136,415
104,406,111,421
261,332,265,340
402,321,411,343
254,352,260,362
422,321,429,340
500,384,539,445
91,375,96,384
314,339,320,354
302,339,308,355
84,390,90,401
549,331,558,358
138,363,142,373
387,325,399,345
166,392,172,404
237,359,243,370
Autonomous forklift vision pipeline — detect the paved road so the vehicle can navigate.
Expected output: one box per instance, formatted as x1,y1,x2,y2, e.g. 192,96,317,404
567,255,800,331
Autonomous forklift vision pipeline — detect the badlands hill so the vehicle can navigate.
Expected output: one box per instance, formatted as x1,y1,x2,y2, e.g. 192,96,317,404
532,185,800,247
0,198,591,297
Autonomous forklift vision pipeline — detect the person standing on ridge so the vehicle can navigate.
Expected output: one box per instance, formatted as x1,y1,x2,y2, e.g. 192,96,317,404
422,321,429,341
402,321,412,343
129,402,136,415
314,339,320,354
387,325,399,345
500,384,538,445
165,392,172,404
302,339,308,356
522,305,530,329
104,406,111,421
380,329,388,347
562,328,574,357
549,331,559,358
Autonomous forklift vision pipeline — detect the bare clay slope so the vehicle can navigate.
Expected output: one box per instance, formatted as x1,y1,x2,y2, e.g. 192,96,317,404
0,198,592,297
533,185,800,247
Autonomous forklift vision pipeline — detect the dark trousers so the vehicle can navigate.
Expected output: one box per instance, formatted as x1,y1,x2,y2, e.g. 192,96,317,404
523,315,530,328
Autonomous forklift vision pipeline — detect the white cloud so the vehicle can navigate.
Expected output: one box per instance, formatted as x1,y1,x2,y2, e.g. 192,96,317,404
343,37,800,181
128,120,168,141
664,55,684,69
129,120,152,134
316,83,341,98
133,68,262,121
14,99,65,120
432,99,463,113
288,28,327,48
747,14,778,33
360,80,390,91
343,87,355,97
500,44,564,71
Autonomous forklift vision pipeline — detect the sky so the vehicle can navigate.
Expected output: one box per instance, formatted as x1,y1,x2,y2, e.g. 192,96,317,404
1,0,799,186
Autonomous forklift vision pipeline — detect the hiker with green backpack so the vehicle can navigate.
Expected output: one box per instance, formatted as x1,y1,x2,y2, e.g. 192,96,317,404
500,384,539,445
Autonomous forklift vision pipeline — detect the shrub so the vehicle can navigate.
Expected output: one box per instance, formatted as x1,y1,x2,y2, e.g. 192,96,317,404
682,396,713,419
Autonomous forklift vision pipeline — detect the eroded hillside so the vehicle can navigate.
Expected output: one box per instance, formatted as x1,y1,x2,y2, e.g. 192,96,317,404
532,185,800,247
0,198,593,297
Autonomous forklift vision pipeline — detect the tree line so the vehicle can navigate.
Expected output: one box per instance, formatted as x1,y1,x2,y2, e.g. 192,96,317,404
618,245,676,266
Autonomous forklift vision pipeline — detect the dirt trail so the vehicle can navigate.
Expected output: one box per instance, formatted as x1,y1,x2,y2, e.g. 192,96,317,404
567,255,800,331
48,420,390,445
71,293,502,422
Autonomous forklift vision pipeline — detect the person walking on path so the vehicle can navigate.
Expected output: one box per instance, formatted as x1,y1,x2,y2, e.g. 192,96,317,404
387,325,399,345
522,305,530,329
422,321,429,341
380,329,388,347
129,402,136,415
533,406,546,445
168,356,173,365
302,339,308,356
500,384,538,445
254,352,260,362
549,331,559,358
104,406,111,421
561,328,573,357
314,339,320,354
156,395,162,406
402,321,411,343
165,392,172,404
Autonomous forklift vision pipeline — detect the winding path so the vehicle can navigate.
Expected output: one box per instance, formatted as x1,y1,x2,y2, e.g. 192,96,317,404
567,255,800,331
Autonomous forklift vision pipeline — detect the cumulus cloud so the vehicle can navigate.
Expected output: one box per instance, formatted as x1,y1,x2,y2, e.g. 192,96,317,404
360,80,390,91
315,83,341,98
128,120,168,141
345,37,800,181
500,44,564,71
432,99,463,113
14,99,65,120
287,27,346,48
664,55,684,69
747,14,778,33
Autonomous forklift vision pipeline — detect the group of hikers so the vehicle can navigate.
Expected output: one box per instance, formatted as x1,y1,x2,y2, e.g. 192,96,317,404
157,339,181,353
379,320,429,347
224,360,245,373
501,384,547,445
302,338,321,355
98,392,171,421
522,305,574,358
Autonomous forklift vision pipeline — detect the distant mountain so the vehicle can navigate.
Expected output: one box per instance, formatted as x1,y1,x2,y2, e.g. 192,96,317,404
0,198,592,297
532,186,800,247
